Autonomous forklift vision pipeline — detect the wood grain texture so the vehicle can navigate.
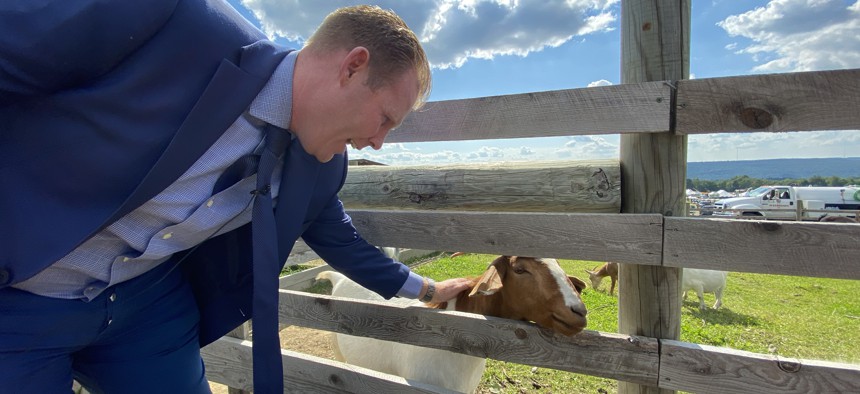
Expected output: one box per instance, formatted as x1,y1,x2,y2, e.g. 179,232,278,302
341,160,620,212
364,67,860,145
225,323,253,394
203,337,455,393
277,290,661,386
346,210,663,265
618,1,690,392
279,265,331,290
386,83,670,143
659,340,860,394
663,217,860,280
677,68,860,134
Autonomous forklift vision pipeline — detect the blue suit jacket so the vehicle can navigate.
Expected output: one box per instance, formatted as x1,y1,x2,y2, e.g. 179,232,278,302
0,0,408,346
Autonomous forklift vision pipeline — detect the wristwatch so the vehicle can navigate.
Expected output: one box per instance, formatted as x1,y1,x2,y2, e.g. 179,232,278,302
420,278,436,303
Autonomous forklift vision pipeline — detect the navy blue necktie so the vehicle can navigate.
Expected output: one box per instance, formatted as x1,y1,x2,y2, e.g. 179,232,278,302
251,124,290,394
214,124,290,393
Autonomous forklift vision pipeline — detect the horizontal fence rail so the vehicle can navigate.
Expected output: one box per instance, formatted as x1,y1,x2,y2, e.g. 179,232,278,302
347,210,664,265
659,340,860,393
347,209,860,280
664,217,860,280
202,336,458,394
387,68,859,143
276,290,661,386
676,68,860,135
389,82,671,142
341,160,621,212
204,289,860,394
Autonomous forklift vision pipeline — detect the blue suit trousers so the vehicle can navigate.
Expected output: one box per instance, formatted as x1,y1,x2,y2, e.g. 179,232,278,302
0,262,211,394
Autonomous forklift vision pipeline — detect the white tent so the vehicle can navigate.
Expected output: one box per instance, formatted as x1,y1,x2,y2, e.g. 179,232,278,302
708,189,733,198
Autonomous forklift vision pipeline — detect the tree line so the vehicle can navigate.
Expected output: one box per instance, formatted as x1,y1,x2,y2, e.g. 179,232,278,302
687,175,860,193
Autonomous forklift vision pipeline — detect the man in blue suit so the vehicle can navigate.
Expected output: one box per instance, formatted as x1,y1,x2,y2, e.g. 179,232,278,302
0,1,471,393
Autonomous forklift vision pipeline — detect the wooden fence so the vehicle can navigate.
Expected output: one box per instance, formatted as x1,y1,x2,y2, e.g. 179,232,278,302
201,65,860,393
201,0,860,390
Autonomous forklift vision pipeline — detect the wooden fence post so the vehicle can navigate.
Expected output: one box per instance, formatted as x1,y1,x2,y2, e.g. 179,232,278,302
227,322,252,394
618,1,689,393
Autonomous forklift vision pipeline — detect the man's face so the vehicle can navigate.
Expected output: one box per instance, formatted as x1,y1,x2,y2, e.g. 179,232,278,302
306,66,419,163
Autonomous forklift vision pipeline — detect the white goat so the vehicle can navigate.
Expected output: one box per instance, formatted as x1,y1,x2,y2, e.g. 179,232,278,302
316,256,587,393
682,268,728,310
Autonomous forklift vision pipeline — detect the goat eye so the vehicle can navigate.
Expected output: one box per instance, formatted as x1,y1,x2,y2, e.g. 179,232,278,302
513,267,527,274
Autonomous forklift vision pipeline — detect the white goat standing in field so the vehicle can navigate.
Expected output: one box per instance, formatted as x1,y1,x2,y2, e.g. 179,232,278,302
316,256,588,394
682,268,728,310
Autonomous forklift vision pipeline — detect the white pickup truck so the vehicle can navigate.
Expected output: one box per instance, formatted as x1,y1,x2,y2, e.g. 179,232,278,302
712,185,860,220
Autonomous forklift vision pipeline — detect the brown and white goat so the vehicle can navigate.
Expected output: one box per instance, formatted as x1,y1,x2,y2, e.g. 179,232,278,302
585,262,618,295
316,256,587,393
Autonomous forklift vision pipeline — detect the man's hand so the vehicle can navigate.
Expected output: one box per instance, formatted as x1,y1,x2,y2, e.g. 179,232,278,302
424,277,473,303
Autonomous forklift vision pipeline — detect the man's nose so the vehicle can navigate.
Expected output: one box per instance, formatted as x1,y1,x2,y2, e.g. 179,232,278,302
368,129,389,150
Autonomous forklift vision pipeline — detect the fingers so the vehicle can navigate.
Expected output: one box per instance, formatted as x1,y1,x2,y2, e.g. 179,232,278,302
431,278,472,303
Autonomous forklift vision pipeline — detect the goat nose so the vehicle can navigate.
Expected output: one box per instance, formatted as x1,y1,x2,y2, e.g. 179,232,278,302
570,303,587,317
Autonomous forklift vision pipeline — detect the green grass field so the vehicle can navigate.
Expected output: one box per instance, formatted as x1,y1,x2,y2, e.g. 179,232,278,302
411,253,860,394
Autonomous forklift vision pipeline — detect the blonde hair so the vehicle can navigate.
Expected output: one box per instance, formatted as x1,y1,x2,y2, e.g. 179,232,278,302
305,5,431,109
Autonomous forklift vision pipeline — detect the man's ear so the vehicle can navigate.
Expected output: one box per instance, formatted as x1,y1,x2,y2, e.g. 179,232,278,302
340,46,370,84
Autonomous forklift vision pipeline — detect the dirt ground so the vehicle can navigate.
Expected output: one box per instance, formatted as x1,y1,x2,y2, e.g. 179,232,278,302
208,325,336,393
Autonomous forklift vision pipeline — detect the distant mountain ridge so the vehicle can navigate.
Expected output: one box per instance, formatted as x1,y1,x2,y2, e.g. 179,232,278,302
687,157,860,181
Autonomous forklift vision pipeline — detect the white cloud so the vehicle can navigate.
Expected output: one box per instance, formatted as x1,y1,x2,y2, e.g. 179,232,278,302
347,136,620,165
239,0,619,69
557,135,618,159
467,146,505,159
688,131,860,161
718,0,860,72
587,79,613,87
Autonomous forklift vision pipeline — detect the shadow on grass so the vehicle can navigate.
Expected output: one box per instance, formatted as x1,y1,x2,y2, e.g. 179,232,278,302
684,301,762,326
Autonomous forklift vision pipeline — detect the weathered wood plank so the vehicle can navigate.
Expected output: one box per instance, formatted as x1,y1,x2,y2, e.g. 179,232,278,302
387,83,670,143
384,68,860,145
341,160,620,212
659,340,860,393
277,290,660,386
676,68,860,134
379,68,859,145
664,217,860,280
346,210,663,265
202,336,455,393
618,1,689,392
279,265,331,291
225,323,253,394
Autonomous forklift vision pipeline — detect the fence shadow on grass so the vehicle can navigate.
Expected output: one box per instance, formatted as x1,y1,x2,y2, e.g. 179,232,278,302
685,303,762,327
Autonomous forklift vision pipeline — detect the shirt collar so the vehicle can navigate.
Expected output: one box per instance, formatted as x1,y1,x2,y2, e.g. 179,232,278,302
248,50,299,130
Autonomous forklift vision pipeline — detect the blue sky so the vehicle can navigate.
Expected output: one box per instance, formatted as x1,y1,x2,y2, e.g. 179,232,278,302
227,0,860,164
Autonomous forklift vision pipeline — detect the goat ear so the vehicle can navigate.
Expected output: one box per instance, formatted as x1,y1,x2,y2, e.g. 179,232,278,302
469,265,503,296
469,256,508,297
568,276,587,294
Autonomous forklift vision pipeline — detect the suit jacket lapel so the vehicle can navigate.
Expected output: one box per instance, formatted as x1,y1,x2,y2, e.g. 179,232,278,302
103,42,289,227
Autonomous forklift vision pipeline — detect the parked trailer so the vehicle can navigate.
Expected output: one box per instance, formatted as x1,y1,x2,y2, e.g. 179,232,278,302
713,185,860,220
